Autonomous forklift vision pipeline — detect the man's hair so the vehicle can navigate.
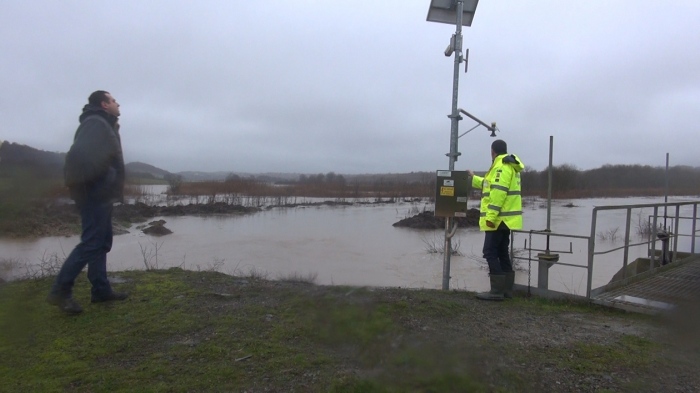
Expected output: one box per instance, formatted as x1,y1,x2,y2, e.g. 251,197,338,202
491,139,508,155
88,90,110,106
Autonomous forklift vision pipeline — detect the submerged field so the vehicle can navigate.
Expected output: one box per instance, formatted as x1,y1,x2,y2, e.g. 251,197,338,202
1,268,698,392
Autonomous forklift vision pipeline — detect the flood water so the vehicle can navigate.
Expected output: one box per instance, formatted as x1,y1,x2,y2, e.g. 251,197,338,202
2,193,698,296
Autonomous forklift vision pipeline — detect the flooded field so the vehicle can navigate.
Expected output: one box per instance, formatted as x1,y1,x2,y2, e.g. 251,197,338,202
2,192,698,296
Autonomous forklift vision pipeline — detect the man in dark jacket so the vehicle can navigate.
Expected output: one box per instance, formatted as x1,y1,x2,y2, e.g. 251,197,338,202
47,90,128,314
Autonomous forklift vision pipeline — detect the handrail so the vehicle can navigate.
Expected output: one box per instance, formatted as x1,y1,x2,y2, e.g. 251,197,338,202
594,239,660,256
511,199,700,299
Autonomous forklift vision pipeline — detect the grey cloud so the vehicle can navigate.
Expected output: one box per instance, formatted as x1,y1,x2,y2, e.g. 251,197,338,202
1,1,698,174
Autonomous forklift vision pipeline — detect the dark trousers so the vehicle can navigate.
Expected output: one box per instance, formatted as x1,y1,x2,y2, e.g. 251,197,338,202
483,222,513,275
51,199,114,298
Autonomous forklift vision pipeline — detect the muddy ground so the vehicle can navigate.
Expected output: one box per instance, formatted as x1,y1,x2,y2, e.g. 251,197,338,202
178,274,700,392
0,202,260,238
392,209,480,229
4,269,698,392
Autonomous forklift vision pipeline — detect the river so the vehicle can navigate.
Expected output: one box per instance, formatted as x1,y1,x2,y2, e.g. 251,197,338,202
2,192,698,296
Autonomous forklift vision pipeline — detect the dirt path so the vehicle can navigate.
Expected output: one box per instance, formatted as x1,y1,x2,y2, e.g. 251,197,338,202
180,272,700,392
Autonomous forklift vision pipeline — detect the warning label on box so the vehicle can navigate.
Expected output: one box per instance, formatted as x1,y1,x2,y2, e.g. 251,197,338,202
440,186,454,196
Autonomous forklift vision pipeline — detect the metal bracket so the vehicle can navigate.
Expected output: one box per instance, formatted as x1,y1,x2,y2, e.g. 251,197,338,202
524,240,574,255
446,222,459,239
458,109,495,133
464,48,469,73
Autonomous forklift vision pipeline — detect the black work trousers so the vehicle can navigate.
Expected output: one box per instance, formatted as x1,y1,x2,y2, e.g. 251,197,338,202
482,222,513,275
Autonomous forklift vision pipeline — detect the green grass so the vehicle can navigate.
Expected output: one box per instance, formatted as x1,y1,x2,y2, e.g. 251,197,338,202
550,334,657,374
508,295,606,313
0,269,689,392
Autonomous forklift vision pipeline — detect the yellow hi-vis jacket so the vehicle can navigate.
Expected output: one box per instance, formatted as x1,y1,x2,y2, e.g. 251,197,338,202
471,153,524,231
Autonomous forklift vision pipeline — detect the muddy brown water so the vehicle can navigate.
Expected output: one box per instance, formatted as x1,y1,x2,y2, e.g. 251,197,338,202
2,195,698,295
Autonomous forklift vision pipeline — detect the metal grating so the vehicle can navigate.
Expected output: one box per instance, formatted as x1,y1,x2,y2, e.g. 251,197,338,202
592,256,700,314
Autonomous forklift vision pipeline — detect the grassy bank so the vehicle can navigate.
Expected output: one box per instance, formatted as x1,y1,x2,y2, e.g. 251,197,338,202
1,269,697,392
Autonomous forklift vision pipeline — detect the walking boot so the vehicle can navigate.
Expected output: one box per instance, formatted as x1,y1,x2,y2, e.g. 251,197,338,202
504,271,515,299
91,291,129,303
476,274,505,301
47,294,83,315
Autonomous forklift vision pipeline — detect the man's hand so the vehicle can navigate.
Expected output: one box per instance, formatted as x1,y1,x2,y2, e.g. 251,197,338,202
486,220,495,228
467,170,474,177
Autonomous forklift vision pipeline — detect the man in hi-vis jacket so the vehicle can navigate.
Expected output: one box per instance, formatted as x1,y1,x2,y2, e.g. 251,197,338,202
467,139,524,301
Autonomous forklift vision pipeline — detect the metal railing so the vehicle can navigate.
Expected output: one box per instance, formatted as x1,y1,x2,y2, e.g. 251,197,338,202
511,200,700,299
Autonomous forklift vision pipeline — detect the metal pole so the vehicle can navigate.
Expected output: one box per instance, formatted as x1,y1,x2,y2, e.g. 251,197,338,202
448,1,463,171
673,204,680,263
692,203,697,254
587,208,598,298
650,206,659,272
442,219,452,290
664,153,669,229
622,207,632,282
442,1,464,290
546,136,553,252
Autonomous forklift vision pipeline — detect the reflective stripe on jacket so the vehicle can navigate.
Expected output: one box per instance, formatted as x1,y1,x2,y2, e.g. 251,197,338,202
471,153,524,231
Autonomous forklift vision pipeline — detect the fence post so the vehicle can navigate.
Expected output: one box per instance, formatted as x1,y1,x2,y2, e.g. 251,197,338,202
537,252,559,290
587,207,598,299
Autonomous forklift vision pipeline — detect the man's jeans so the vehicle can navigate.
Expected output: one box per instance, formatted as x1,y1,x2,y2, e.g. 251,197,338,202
482,222,513,275
50,199,114,298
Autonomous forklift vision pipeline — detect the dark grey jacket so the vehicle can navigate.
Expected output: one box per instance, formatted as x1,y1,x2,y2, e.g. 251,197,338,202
64,105,125,203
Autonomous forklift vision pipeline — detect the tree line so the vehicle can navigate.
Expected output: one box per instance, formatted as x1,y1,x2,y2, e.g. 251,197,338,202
171,165,700,199
520,164,700,198
1,141,698,199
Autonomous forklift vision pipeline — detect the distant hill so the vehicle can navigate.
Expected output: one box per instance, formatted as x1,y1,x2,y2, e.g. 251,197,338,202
176,171,231,182
0,141,439,185
0,141,65,178
176,171,302,182
126,161,172,180
345,172,435,184
0,141,175,183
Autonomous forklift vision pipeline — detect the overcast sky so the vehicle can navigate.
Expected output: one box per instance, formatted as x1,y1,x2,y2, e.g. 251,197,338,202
1,1,698,174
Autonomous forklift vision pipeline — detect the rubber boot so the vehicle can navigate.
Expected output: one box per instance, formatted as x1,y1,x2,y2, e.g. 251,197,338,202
476,274,505,301
504,271,515,299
